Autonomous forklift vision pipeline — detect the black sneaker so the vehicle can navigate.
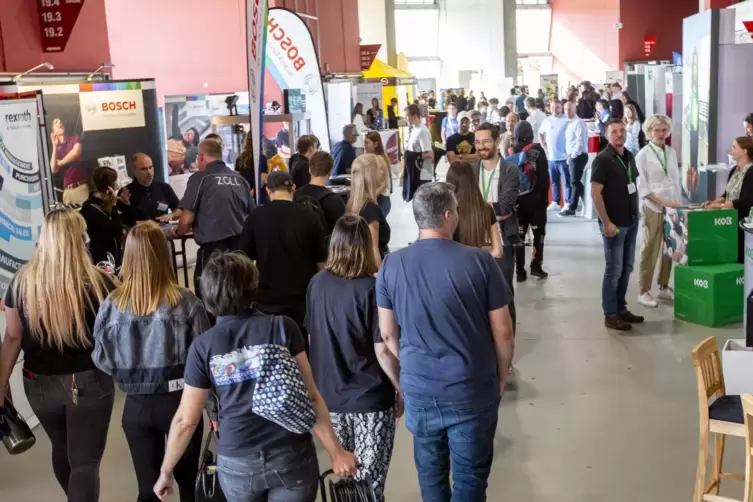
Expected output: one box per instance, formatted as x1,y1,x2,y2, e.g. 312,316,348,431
517,271,528,283
605,315,632,331
619,311,645,324
530,265,549,279
559,208,576,216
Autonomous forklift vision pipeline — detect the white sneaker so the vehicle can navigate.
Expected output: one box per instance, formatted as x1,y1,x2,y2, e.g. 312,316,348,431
638,292,658,308
547,202,560,211
657,287,674,301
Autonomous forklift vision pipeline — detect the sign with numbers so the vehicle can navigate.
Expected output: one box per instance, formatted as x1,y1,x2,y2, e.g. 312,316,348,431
37,0,86,53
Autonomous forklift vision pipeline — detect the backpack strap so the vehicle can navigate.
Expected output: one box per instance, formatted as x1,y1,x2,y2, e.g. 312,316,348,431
522,143,535,153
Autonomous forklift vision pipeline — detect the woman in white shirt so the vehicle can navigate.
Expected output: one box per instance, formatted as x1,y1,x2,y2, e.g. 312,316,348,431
352,103,368,155
624,104,642,155
635,114,682,308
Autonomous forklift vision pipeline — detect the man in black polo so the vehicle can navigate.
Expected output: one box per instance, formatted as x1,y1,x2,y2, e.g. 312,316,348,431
591,119,644,331
239,171,327,351
119,153,181,226
176,139,254,297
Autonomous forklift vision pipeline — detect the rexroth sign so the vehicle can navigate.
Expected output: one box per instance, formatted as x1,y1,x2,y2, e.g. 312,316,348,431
37,0,86,53
79,89,145,131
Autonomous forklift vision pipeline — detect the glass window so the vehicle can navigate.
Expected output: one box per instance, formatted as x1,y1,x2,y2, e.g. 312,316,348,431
516,7,551,55
395,8,439,57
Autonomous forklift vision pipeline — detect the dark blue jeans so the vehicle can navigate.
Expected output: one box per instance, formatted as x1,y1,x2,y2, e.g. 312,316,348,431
404,394,500,502
217,441,319,502
600,220,639,316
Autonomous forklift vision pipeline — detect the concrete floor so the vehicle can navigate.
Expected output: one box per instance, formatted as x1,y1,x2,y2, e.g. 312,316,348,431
0,186,747,501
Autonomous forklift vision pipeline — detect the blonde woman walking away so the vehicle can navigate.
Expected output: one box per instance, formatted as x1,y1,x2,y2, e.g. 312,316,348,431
0,209,117,502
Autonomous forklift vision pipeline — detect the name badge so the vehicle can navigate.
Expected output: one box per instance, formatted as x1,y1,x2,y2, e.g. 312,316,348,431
157,202,168,212
627,183,637,195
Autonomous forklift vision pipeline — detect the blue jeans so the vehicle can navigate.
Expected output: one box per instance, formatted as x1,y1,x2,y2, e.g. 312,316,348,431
404,394,500,502
600,220,639,316
217,441,319,502
548,160,571,204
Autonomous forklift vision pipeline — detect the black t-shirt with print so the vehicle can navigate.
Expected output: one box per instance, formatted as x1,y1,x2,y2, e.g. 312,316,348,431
446,132,476,158
3,272,117,375
184,312,309,457
305,271,395,413
360,202,390,257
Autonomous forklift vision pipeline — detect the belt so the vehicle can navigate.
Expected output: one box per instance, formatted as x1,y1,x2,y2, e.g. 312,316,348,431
64,180,87,190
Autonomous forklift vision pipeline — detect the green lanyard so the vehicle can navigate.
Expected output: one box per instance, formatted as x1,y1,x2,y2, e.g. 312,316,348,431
481,165,497,201
649,144,668,175
616,155,633,184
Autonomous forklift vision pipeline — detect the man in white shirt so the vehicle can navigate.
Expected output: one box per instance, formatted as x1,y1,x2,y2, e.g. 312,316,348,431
487,98,501,125
539,101,571,211
635,114,681,308
560,101,590,216
404,104,435,200
525,97,548,145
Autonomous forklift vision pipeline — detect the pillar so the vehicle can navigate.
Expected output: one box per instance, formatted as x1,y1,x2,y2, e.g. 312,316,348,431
502,0,518,80
385,0,398,68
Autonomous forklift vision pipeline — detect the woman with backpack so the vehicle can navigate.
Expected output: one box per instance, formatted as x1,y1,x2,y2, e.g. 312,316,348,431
306,215,402,502
347,154,391,267
92,221,211,502
153,252,357,502
446,161,503,259
512,120,550,282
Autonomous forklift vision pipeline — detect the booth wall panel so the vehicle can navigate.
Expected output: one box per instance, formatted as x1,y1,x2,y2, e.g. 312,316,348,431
0,0,111,72
550,0,620,85
104,0,247,101
618,0,697,64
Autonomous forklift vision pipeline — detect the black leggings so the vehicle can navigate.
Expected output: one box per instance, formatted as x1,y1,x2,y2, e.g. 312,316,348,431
122,392,204,502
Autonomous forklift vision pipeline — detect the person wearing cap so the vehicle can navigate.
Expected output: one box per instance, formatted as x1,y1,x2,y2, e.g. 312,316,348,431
446,112,479,164
176,139,255,297
239,170,327,352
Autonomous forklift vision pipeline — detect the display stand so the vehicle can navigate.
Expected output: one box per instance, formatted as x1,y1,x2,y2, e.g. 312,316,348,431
743,222,753,335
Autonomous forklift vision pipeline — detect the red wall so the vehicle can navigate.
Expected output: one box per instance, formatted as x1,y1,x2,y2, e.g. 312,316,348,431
549,0,620,84
618,0,698,63
0,0,111,73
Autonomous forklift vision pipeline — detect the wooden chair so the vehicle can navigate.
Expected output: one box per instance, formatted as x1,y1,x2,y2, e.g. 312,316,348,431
692,336,745,502
740,394,753,502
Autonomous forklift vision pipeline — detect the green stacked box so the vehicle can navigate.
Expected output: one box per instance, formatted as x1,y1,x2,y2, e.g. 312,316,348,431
674,263,744,327
664,208,738,265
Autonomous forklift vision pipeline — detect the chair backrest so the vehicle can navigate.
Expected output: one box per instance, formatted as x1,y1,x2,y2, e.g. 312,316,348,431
691,337,726,406
741,394,753,502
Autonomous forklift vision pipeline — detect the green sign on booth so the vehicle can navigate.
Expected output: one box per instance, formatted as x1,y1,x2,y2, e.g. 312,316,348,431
674,263,744,327
664,208,738,266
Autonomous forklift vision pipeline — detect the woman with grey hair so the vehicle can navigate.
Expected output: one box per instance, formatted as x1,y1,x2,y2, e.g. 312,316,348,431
635,114,682,308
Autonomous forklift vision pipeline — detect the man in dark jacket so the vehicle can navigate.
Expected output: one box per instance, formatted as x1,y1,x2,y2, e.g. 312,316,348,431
289,135,318,189
511,121,550,282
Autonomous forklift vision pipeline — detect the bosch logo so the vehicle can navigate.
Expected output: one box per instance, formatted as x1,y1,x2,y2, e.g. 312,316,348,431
268,18,306,72
85,102,98,114
102,101,137,112
302,74,317,95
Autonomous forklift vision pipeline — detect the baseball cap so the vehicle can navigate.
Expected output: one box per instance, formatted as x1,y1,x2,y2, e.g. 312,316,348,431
266,170,293,189
457,111,472,123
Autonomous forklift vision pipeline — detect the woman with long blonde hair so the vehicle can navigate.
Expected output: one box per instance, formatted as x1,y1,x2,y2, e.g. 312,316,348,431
365,131,393,217
305,215,401,502
93,221,210,502
347,153,391,266
0,209,117,502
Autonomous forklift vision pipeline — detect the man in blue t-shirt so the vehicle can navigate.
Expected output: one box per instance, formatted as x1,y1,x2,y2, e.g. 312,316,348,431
441,103,459,146
376,182,515,501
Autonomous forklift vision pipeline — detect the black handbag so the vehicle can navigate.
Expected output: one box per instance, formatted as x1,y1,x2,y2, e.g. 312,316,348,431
0,397,36,455
319,470,377,502
195,431,226,502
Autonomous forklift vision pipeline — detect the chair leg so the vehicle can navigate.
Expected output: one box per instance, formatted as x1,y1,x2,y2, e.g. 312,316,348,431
744,445,753,502
711,433,725,495
695,428,710,502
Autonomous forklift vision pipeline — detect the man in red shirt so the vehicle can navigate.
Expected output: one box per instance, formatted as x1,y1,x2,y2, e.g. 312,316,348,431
50,118,87,205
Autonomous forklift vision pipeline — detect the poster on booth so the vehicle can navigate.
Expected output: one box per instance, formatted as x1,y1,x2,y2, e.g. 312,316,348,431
266,8,330,151
16,80,165,205
539,74,559,103
0,96,45,301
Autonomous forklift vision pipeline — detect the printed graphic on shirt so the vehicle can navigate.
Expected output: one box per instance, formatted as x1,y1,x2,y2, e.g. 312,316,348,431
210,346,262,386
456,140,473,155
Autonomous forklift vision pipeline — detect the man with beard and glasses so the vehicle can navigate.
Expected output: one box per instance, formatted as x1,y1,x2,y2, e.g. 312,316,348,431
471,123,520,331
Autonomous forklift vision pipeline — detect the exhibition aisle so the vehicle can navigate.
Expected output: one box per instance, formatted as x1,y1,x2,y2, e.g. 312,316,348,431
0,189,745,501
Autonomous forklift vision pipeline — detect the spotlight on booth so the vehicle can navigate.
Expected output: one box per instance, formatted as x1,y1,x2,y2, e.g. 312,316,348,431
12,62,54,82
86,63,115,81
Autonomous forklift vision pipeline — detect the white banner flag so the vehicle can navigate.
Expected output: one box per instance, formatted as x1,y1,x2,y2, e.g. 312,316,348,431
0,97,45,300
247,0,268,205
266,8,330,151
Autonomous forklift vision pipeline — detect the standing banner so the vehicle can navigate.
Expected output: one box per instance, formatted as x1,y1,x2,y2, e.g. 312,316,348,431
0,95,45,301
247,0,269,206
266,8,330,151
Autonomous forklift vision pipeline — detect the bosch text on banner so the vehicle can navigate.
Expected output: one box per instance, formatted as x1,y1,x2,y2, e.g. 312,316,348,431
247,0,269,206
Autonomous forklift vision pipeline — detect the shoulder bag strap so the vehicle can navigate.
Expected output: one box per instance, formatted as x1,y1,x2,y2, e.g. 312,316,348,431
277,315,287,345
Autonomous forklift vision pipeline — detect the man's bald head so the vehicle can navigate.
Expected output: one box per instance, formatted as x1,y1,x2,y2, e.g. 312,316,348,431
132,153,154,186
564,101,576,118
